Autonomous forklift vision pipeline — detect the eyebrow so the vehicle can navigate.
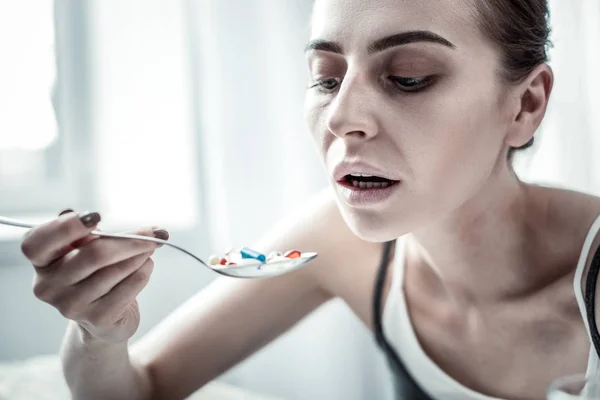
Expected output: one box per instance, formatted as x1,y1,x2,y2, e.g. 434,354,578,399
304,30,456,55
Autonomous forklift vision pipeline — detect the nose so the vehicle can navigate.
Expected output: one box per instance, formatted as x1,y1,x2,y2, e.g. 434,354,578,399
325,76,379,141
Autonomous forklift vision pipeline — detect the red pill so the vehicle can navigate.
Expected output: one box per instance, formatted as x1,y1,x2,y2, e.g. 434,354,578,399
220,258,227,265
284,250,301,259
228,262,237,266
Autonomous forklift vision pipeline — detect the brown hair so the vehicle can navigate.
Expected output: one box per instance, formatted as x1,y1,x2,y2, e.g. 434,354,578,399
474,0,552,154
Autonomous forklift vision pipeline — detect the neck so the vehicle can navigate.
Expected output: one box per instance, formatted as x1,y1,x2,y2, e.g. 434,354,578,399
406,167,537,304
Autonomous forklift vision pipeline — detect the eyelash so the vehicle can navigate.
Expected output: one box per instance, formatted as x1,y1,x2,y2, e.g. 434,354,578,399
308,76,434,94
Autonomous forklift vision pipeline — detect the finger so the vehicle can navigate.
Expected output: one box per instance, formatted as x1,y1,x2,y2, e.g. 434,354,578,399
87,258,154,325
25,209,78,263
52,209,99,258
57,210,102,253
33,250,153,306
21,211,102,268
58,208,74,216
70,251,153,302
58,209,99,249
59,226,165,284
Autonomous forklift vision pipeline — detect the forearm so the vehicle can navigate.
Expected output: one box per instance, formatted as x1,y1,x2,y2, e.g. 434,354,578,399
60,321,153,400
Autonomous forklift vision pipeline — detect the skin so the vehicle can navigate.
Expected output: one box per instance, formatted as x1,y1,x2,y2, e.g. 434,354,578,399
19,0,600,399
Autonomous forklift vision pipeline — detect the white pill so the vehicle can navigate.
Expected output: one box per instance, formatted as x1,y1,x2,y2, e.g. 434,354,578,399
267,251,283,261
235,258,259,266
268,255,288,263
227,252,243,263
208,255,221,266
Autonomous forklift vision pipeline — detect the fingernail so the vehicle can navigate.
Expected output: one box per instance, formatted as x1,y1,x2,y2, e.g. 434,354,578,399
152,229,169,241
79,211,101,228
59,208,74,216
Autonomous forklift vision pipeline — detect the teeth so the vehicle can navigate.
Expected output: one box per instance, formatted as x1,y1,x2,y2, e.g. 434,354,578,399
349,180,391,189
349,173,374,177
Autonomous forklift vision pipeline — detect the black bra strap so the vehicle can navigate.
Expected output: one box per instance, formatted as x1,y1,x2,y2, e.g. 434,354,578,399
373,240,394,347
584,244,600,357
372,240,434,399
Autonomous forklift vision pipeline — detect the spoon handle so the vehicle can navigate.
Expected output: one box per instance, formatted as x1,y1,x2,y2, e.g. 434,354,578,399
0,216,210,268
0,216,36,229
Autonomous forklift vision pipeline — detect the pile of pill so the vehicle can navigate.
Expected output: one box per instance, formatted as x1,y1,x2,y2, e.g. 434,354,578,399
208,247,302,267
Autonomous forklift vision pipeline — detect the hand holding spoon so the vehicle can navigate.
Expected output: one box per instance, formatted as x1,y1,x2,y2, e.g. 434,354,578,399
0,216,317,279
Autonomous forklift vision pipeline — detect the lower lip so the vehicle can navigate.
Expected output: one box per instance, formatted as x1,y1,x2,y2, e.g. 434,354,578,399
336,180,400,207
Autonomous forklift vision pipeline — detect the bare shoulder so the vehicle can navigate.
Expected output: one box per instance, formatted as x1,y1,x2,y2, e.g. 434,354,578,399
543,187,600,339
529,184,600,238
532,184,600,308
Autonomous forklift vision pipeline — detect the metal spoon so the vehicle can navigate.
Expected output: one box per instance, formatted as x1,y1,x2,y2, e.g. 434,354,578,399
0,216,317,279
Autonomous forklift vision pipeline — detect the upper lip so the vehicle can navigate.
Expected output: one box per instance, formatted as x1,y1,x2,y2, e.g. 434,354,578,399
332,161,400,182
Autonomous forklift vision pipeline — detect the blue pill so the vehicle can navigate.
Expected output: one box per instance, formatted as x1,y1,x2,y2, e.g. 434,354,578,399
240,247,266,263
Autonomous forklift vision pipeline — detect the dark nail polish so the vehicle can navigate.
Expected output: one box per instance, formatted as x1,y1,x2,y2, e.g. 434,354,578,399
59,208,74,216
152,229,169,241
79,211,101,228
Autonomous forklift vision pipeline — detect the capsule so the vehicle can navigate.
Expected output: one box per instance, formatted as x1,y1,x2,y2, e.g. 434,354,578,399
240,247,266,262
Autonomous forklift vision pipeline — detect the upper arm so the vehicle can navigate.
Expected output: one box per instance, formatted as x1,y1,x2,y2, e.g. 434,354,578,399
130,189,346,399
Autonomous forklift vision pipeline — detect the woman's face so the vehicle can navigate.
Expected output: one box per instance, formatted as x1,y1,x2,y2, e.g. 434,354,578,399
304,0,515,241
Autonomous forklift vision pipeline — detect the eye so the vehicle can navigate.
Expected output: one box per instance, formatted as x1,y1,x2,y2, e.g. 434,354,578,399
309,78,341,93
389,76,434,92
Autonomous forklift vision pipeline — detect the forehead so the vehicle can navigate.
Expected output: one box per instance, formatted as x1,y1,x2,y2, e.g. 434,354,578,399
310,0,479,49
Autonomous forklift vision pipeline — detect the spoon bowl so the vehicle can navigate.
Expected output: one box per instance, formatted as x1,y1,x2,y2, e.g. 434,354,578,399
213,252,317,278
0,216,317,279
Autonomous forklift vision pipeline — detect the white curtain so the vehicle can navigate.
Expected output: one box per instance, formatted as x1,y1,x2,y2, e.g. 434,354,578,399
191,0,327,251
0,1,57,151
88,0,200,230
515,0,600,194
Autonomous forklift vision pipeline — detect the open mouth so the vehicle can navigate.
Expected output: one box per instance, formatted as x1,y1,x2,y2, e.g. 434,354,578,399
340,173,400,189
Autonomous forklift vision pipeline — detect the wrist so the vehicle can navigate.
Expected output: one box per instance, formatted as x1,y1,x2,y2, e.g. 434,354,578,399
72,321,129,352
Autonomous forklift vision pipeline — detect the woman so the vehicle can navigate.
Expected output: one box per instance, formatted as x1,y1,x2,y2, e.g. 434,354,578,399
20,0,600,399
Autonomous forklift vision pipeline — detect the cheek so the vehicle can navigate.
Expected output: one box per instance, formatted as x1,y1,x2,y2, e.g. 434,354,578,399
404,86,506,193
304,95,331,151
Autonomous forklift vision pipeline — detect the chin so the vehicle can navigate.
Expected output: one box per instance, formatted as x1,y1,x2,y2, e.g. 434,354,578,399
338,204,403,243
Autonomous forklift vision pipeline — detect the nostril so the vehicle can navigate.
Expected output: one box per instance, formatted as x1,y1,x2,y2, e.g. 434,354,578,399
347,130,368,138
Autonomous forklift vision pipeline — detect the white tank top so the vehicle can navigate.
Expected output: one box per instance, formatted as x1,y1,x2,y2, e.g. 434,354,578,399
382,215,600,400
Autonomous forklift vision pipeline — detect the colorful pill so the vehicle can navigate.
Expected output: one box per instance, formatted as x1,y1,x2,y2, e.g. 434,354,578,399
240,247,266,262
220,258,227,265
227,262,237,266
284,250,301,259
208,255,221,266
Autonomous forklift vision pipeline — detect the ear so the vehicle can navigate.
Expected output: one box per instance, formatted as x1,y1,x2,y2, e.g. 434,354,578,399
505,64,554,148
